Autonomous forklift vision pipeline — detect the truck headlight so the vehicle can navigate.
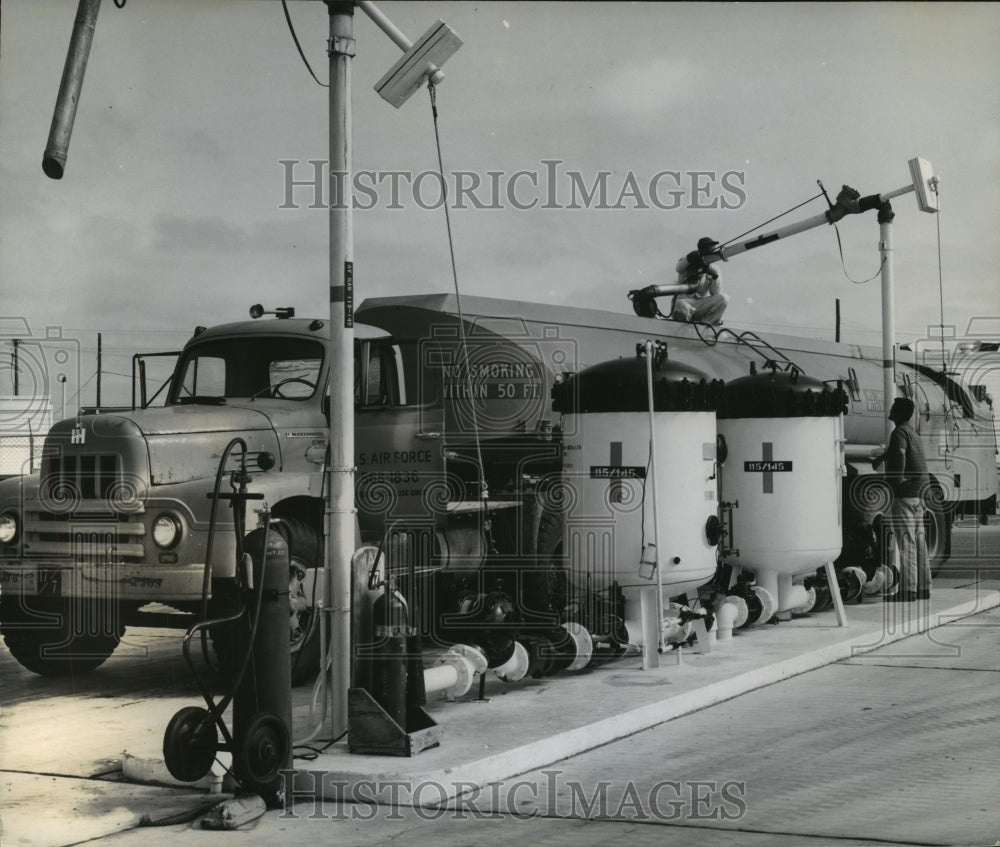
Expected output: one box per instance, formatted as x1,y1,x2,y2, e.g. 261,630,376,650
152,513,182,549
0,512,18,544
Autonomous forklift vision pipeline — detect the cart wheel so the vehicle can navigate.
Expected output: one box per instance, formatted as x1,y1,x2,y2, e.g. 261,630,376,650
163,706,218,783
236,712,290,799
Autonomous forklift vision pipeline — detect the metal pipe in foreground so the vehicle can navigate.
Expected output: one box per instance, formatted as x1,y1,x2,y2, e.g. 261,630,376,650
43,0,102,180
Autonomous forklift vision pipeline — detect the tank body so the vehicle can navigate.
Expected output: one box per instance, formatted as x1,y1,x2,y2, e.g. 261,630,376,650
718,370,847,614
554,350,725,607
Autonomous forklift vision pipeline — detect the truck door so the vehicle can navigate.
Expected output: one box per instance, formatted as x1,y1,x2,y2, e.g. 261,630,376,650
354,337,446,554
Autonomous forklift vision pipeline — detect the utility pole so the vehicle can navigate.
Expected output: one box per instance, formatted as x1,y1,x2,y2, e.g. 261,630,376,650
12,339,18,396
96,332,102,409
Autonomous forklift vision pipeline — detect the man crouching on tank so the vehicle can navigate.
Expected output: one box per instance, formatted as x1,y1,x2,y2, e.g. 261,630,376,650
873,397,932,602
671,236,730,326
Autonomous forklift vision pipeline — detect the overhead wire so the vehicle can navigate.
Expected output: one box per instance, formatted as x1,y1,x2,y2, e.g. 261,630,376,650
281,0,328,88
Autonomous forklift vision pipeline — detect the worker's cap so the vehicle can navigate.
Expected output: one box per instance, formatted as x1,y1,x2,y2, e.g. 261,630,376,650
697,237,720,255
889,397,915,420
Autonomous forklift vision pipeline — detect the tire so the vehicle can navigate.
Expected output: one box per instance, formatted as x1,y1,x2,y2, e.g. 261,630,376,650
278,518,323,686
211,518,322,686
534,509,568,616
925,499,952,577
924,481,954,577
0,596,123,677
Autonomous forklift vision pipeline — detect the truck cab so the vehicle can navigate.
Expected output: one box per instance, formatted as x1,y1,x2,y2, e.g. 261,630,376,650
0,314,333,681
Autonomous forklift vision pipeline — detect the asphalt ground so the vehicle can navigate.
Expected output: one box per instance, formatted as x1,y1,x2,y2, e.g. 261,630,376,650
1,519,998,847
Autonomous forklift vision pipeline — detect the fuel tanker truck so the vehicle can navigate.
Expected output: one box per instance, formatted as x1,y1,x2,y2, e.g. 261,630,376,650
1,166,997,680
0,289,995,681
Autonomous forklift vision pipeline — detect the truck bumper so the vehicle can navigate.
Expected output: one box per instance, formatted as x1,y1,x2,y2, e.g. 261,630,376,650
0,561,209,602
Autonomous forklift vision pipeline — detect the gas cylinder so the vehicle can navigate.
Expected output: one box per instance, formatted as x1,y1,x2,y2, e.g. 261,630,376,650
233,526,292,806
364,577,424,729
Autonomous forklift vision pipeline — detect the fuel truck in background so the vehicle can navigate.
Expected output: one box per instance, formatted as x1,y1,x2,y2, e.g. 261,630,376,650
0,294,996,679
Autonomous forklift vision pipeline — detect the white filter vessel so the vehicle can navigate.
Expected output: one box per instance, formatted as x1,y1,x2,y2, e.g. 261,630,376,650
562,410,719,602
719,394,846,615
719,414,843,571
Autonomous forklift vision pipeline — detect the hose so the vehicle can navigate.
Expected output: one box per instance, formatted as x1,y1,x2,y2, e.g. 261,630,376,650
198,437,248,667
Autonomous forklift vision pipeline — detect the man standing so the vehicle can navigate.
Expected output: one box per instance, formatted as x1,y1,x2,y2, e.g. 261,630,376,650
875,397,932,601
671,237,729,326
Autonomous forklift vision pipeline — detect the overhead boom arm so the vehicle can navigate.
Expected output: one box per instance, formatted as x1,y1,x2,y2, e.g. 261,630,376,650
629,158,938,316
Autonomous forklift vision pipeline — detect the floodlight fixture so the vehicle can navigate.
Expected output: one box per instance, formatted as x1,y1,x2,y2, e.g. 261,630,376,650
908,157,939,213
373,19,463,108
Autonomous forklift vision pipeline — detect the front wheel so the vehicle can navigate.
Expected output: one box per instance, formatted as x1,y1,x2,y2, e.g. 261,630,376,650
0,596,123,677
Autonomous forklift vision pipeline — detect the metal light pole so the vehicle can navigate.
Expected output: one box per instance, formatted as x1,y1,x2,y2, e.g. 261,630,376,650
325,0,356,741
872,158,938,442
322,0,461,743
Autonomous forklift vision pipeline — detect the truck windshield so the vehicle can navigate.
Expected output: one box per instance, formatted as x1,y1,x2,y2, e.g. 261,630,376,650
168,336,324,403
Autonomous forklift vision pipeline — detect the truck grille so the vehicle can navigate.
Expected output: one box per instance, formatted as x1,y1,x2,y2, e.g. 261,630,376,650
33,454,147,561
24,506,147,561
44,453,124,503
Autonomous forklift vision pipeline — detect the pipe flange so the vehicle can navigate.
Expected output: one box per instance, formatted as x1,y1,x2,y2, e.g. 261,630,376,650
437,650,476,699
718,594,749,629
840,566,867,603
446,643,489,676
494,640,530,683
752,585,776,625
788,585,817,615
561,622,594,672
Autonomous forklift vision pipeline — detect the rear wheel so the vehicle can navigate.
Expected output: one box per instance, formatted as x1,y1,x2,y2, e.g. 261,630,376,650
925,482,953,577
0,596,123,677
534,509,568,617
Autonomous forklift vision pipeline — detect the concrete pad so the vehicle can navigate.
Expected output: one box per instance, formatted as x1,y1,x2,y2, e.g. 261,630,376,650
283,583,997,805
0,771,219,847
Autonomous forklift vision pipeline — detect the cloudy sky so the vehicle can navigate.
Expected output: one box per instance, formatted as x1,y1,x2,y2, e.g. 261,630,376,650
1,1,998,409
